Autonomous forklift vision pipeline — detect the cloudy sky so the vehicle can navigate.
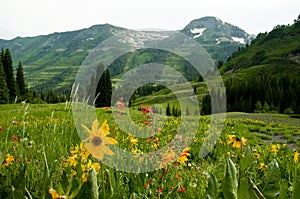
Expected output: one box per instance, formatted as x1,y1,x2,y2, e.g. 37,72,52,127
1,0,299,40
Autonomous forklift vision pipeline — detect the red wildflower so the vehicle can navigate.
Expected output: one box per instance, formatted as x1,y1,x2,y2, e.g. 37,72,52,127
143,184,148,188
0,127,2,132
178,187,186,193
104,106,110,111
143,120,151,125
158,187,163,193
176,174,181,179
13,135,19,142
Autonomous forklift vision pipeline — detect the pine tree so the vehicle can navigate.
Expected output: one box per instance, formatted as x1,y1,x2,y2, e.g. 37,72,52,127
16,61,26,100
166,103,171,116
0,62,9,103
95,64,112,107
2,48,16,101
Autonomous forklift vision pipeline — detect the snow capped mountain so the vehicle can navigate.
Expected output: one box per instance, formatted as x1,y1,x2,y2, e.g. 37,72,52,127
181,16,255,61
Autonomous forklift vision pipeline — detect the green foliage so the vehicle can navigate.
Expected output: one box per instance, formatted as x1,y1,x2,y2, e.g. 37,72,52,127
2,48,16,101
222,157,238,199
95,64,112,107
0,62,9,104
207,173,218,199
16,61,26,100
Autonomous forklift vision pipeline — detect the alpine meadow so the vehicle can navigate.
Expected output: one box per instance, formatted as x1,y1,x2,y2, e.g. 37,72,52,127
1,14,300,199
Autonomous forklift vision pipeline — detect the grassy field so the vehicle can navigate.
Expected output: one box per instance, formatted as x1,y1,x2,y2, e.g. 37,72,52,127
0,103,300,198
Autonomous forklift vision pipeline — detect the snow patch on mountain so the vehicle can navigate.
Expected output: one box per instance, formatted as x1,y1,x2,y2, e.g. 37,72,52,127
231,37,245,44
190,28,206,38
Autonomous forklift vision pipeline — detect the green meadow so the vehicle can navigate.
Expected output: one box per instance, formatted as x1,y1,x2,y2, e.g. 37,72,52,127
1,103,300,198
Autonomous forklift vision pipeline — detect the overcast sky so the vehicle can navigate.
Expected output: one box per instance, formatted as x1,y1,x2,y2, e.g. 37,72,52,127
1,0,300,40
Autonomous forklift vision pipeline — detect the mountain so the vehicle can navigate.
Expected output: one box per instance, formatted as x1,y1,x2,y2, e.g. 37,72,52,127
0,17,254,92
181,16,255,61
221,17,300,77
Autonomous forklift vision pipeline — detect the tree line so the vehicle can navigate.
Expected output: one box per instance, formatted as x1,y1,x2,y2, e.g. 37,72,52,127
201,74,300,115
0,48,69,104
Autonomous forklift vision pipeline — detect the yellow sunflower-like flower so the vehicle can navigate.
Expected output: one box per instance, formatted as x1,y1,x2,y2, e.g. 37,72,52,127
81,120,118,160
177,147,190,165
227,135,247,148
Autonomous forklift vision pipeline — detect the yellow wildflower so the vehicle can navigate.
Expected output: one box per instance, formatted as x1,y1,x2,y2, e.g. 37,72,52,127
270,144,280,154
259,163,266,171
81,120,118,160
82,172,88,183
227,135,247,148
128,136,138,146
177,147,190,165
294,151,299,164
177,155,188,164
2,154,14,167
49,188,64,199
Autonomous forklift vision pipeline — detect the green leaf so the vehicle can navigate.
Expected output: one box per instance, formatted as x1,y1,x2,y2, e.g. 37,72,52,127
293,180,300,199
69,185,82,199
65,182,72,196
55,184,65,195
261,160,281,199
240,146,254,171
238,178,263,199
207,173,218,199
222,157,238,199
0,151,4,165
88,168,98,199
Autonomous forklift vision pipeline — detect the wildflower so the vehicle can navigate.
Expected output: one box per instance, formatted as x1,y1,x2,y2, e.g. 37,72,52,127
128,136,138,145
178,187,186,193
104,106,110,111
160,148,176,168
11,120,18,125
294,151,299,164
2,153,14,167
177,155,188,165
143,183,148,188
0,127,2,132
158,187,163,194
270,144,280,154
81,120,118,160
142,106,152,115
176,174,181,179
13,134,19,142
177,147,190,165
82,172,88,183
259,163,266,171
227,135,247,148
49,188,64,199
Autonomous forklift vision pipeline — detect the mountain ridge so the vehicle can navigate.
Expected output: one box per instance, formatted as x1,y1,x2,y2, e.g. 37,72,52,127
0,16,253,91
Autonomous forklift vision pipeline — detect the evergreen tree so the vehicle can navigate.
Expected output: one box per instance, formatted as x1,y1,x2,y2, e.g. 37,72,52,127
166,103,171,116
0,62,9,103
186,106,189,116
201,93,211,115
16,61,26,100
2,49,16,101
95,64,112,107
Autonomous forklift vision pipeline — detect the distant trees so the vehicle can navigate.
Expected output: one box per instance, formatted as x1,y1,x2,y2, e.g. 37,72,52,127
225,74,300,114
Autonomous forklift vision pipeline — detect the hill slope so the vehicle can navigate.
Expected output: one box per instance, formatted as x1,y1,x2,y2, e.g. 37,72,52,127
0,17,253,91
